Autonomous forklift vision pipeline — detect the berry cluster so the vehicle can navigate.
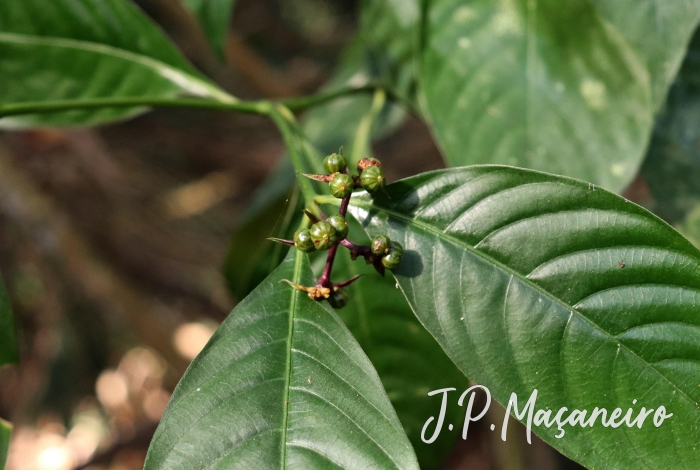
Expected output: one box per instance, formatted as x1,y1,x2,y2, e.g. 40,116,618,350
271,153,402,309
293,214,348,253
302,153,386,196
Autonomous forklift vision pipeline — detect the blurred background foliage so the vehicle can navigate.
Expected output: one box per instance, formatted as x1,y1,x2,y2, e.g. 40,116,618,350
0,0,699,469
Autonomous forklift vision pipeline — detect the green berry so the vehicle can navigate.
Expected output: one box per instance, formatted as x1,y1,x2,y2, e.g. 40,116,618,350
327,214,349,241
327,288,348,309
360,166,386,193
309,221,336,250
382,241,403,270
371,235,391,255
329,173,354,199
293,229,316,253
324,153,347,174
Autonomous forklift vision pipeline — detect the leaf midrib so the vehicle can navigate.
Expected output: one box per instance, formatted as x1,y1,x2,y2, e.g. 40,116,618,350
0,32,235,103
350,197,700,410
280,251,303,468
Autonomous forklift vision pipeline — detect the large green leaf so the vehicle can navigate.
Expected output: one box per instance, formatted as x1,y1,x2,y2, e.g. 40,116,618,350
0,0,233,128
329,220,470,469
418,0,700,192
180,0,236,59
0,273,17,470
145,250,419,469
345,166,700,468
589,0,700,111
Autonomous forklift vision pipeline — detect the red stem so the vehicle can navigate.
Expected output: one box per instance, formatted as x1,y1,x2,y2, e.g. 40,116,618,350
317,190,352,288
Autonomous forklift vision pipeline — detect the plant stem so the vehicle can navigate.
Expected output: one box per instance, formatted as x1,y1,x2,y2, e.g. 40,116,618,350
317,190,352,288
317,243,338,288
0,85,382,120
0,97,270,119
282,85,378,112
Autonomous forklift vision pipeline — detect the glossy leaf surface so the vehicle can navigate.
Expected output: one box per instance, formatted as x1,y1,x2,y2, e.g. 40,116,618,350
347,166,700,468
0,0,232,128
418,0,700,191
146,251,419,469
329,219,470,469
180,0,236,58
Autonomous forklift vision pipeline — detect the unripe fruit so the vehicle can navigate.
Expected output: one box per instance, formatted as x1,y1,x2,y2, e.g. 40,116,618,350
330,173,354,199
327,214,349,241
309,221,336,250
324,153,347,174
371,235,391,255
360,166,385,193
328,288,348,309
382,241,403,270
293,229,316,253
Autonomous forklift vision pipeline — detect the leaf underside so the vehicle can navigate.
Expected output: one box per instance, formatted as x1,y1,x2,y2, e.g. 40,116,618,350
145,251,419,469
348,165,700,469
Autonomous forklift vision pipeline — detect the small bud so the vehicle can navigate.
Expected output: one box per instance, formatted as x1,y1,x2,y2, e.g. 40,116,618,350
280,280,330,300
357,157,381,173
324,153,348,174
303,173,335,183
309,221,337,250
329,173,354,199
293,229,316,253
360,166,386,193
327,288,349,309
371,235,391,255
327,214,349,241
382,241,403,270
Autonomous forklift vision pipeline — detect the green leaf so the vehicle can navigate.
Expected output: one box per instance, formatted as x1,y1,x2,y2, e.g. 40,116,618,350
145,250,419,469
180,0,236,59
330,224,470,469
346,166,700,468
589,0,700,110
418,0,700,192
0,0,233,128
0,272,16,470
0,419,10,470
